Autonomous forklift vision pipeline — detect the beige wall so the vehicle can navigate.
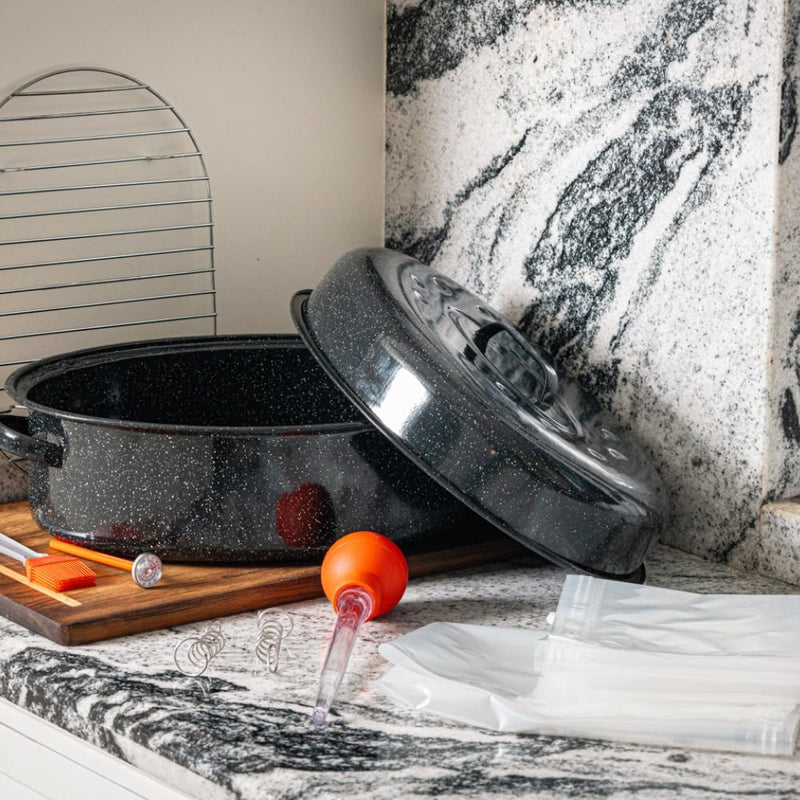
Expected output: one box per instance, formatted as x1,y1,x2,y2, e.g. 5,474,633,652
0,0,384,501
0,0,386,336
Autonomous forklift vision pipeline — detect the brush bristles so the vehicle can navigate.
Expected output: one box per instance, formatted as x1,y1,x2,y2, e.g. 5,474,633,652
26,555,96,592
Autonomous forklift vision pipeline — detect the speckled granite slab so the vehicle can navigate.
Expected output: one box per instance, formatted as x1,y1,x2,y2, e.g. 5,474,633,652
385,0,800,581
2,545,800,800
732,497,800,585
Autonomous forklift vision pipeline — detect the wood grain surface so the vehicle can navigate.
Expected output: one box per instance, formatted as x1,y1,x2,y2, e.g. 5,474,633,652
0,502,528,645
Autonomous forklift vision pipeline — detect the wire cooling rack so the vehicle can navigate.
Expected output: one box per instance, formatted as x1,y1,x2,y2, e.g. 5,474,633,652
0,66,217,475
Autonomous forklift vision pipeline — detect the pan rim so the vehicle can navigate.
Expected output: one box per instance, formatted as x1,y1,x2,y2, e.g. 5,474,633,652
5,333,372,437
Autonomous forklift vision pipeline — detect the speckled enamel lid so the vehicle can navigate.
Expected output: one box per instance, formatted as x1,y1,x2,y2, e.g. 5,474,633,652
291,248,665,580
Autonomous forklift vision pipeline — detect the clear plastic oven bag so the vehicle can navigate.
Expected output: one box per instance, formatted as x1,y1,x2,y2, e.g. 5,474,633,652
378,622,800,756
548,574,800,656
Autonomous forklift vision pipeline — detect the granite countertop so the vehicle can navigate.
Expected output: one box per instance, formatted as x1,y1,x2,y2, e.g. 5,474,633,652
2,544,800,800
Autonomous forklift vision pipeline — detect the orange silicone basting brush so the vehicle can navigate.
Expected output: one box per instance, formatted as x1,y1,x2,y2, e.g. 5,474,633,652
0,530,96,591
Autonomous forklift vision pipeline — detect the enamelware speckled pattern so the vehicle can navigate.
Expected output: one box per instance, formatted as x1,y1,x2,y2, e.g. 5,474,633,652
0,462,26,504
2,335,490,561
293,248,664,579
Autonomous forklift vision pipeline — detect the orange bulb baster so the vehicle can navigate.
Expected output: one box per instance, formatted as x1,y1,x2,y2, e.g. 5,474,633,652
312,531,408,727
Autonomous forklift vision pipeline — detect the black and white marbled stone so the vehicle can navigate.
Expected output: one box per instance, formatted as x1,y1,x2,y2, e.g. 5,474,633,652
385,0,800,578
2,545,800,799
746,0,800,566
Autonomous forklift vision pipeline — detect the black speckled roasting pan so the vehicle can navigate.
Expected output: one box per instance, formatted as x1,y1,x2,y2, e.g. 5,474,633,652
0,334,492,562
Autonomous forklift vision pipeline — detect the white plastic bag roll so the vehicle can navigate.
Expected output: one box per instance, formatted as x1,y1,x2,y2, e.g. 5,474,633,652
380,663,800,755
534,635,800,701
378,622,800,756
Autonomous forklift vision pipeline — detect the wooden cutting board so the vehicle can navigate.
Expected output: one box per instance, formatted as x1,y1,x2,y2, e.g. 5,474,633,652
0,501,529,646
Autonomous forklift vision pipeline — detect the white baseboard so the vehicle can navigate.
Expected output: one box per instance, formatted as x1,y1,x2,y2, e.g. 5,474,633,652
0,771,47,800
0,699,196,800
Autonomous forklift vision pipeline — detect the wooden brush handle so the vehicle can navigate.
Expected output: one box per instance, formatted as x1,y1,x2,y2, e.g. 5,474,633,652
49,539,133,572
0,562,81,607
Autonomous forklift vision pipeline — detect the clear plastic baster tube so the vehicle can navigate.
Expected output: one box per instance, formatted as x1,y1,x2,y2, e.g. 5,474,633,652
312,586,375,727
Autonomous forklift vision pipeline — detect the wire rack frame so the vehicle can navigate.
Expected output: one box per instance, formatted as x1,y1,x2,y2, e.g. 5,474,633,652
0,66,217,476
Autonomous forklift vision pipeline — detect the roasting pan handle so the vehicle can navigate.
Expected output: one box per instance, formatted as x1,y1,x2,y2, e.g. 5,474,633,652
0,414,63,467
